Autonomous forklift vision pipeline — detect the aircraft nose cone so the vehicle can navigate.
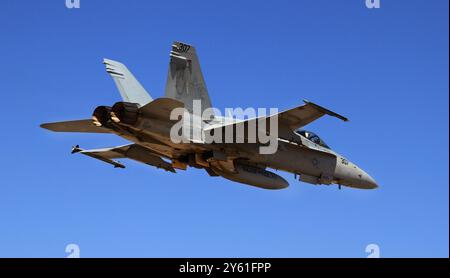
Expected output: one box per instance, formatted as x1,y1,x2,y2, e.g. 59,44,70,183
334,159,378,190
360,172,378,189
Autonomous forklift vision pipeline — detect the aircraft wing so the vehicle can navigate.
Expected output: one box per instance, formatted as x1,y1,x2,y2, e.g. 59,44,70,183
204,100,348,139
41,119,110,133
72,145,127,168
276,100,348,130
72,144,176,172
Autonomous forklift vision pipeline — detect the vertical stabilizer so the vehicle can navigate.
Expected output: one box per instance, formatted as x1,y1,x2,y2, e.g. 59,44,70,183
164,42,212,114
104,59,153,106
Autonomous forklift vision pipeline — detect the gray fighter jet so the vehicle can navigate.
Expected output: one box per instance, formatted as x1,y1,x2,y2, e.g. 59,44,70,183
41,41,378,190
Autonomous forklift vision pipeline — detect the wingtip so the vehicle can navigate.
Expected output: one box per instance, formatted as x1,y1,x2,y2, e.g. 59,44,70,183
40,123,52,130
114,163,126,169
303,100,349,122
71,145,82,154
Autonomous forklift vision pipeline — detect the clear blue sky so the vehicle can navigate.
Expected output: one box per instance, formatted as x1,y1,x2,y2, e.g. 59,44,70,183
0,0,448,258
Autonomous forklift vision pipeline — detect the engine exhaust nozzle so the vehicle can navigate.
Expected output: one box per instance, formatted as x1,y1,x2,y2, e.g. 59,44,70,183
110,102,140,125
92,106,112,127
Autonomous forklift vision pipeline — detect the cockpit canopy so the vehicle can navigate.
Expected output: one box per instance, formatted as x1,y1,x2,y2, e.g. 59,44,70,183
296,130,331,149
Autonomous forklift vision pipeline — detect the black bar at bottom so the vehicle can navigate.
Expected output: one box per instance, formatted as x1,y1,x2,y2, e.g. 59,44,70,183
0,258,448,275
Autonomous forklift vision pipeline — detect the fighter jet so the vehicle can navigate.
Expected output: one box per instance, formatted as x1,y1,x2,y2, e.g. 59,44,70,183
41,41,378,190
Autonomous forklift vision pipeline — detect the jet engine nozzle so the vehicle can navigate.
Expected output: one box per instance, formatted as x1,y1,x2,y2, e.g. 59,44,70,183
110,102,140,125
92,106,112,127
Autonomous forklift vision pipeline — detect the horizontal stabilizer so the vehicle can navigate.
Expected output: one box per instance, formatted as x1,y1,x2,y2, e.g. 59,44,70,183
41,119,110,133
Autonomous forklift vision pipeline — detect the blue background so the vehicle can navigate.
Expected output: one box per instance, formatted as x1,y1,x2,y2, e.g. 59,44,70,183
0,0,448,257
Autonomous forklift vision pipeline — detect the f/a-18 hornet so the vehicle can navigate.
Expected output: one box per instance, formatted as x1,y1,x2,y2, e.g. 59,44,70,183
41,41,378,190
